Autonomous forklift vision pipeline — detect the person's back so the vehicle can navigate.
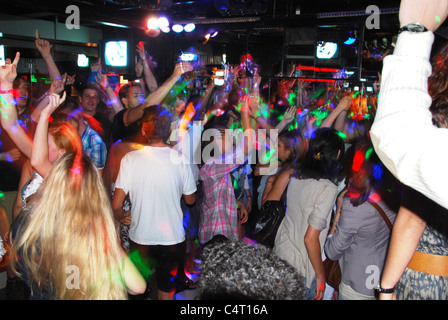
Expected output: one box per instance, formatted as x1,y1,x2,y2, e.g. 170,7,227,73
325,197,396,298
117,145,196,245
112,105,197,300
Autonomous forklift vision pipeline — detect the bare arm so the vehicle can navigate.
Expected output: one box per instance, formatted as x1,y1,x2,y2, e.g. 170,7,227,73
240,96,254,156
261,168,293,205
123,62,193,126
275,106,297,133
35,29,61,82
182,193,196,206
136,42,158,93
0,52,33,158
304,225,326,300
30,92,66,177
12,159,34,220
112,187,131,226
379,205,426,300
122,253,147,295
321,95,352,129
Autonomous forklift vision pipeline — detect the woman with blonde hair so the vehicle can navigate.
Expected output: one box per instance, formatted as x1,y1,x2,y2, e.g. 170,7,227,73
11,152,146,299
12,93,83,219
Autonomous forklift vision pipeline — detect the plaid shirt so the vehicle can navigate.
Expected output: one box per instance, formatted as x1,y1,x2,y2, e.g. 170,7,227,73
198,159,241,245
81,122,107,169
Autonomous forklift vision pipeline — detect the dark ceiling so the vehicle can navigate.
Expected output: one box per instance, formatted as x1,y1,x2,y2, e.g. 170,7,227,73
0,0,410,79
1,0,402,31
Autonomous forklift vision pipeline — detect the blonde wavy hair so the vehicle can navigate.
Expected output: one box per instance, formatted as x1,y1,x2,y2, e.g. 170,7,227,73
12,152,128,300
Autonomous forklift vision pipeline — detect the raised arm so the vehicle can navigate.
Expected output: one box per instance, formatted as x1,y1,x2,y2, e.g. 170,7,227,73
30,92,66,177
0,52,33,158
370,0,448,209
276,106,298,133
95,72,123,115
240,95,254,156
136,42,158,93
31,74,66,123
35,29,61,82
123,62,193,126
320,95,352,129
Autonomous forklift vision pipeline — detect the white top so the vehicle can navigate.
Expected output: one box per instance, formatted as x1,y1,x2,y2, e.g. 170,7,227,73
115,146,197,245
370,31,448,210
274,177,338,289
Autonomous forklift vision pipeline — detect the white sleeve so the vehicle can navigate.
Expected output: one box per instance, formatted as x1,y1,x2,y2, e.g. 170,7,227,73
370,31,448,210
114,154,130,194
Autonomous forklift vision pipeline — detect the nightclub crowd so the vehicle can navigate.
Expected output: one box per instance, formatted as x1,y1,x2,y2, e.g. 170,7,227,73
0,0,448,302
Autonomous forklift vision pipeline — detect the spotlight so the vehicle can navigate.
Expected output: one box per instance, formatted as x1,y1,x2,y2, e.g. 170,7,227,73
146,17,159,30
158,17,169,29
211,31,218,38
161,26,170,33
202,33,211,44
184,23,196,32
172,24,184,33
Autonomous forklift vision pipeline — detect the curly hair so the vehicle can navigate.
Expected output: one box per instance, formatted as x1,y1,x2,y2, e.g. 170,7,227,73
198,238,305,300
428,44,448,128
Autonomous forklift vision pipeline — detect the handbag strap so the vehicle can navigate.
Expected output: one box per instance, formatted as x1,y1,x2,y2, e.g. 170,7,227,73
367,200,393,231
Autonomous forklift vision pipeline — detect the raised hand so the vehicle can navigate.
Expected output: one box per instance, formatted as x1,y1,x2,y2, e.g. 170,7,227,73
135,56,143,78
399,0,448,30
90,58,102,73
136,41,147,61
0,52,20,89
35,29,51,57
65,74,76,86
336,95,353,111
48,74,65,95
281,106,298,123
42,91,66,117
95,72,109,89
174,62,193,78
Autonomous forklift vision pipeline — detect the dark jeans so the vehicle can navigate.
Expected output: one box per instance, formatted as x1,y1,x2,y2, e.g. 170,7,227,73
129,240,186,293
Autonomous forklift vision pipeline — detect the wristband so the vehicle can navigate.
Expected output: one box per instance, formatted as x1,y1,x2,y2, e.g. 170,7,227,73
375,285,395,294
0,89,14,94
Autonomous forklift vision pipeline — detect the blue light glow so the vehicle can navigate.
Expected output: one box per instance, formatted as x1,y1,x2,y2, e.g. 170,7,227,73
344,37,356,45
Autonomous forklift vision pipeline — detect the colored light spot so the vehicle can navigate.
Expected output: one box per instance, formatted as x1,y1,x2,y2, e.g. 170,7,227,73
337,131,347,140
352,150,364,172
365,147,373,160
373,164,383,180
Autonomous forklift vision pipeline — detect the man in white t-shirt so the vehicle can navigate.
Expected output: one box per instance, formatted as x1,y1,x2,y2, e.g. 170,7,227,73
112,105,196,300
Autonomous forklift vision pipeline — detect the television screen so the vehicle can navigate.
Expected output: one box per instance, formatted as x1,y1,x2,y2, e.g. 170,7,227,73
104,41,127,67
316,41,339,59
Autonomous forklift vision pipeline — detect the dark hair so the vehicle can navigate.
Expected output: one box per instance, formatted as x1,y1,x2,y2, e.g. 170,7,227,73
80,84,100,95
278,129,307,171
198,239,305,300
293,127,345,185
199,110,232,164
139,104,171,142
118,83,141,101
428,44,448,128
